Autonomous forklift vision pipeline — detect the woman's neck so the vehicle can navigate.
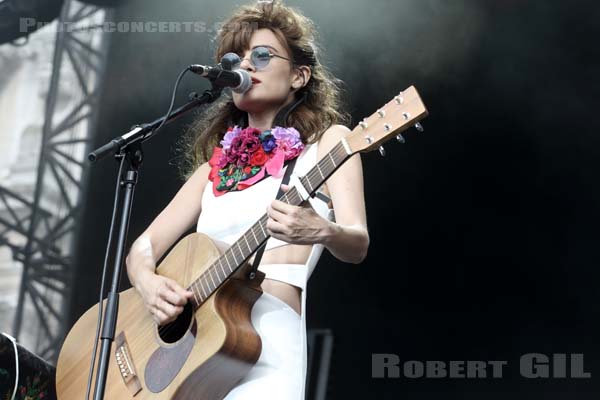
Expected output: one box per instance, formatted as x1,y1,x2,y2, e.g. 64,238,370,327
245,93,297,131
247,109,277,132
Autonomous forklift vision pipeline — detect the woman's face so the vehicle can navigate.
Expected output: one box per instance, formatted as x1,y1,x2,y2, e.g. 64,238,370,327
232,29,299,114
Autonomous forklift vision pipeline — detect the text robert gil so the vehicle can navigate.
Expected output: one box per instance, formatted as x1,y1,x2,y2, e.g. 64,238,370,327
372,353,590,379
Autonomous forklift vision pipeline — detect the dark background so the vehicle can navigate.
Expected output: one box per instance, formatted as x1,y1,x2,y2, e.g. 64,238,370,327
69,0,600,398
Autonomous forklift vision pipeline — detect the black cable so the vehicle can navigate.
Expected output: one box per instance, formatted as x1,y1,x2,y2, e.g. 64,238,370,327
141,67,191,143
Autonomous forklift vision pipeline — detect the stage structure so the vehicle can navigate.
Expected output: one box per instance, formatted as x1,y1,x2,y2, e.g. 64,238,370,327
0,0,111,362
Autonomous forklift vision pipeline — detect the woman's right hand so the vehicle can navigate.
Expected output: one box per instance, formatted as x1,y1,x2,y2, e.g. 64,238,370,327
134,269,194,326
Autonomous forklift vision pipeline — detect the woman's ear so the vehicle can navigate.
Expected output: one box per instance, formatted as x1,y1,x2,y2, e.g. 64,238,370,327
291,65,312,90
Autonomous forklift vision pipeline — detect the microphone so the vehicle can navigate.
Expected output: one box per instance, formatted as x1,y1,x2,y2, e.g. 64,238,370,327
188,64,252,94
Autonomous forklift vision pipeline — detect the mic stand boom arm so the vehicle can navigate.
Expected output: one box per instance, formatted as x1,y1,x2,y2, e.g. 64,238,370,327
88,86,222,163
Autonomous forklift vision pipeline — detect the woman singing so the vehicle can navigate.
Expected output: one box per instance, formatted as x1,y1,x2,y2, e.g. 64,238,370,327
125,0,369,398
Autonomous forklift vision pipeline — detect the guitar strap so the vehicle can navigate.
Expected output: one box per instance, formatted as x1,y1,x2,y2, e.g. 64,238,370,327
246,91,324,281
248,156,297,280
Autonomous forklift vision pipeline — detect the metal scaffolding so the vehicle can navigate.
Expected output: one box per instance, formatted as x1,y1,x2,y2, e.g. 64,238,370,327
0,0,110,362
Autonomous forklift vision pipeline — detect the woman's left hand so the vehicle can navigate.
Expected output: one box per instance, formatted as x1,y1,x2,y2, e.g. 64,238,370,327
265,184,332,245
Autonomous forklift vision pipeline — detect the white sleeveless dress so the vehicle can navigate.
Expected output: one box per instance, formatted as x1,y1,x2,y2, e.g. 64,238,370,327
196,141,333,399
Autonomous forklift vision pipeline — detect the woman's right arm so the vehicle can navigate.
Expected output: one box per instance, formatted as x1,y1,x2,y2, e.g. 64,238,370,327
126,162,211,325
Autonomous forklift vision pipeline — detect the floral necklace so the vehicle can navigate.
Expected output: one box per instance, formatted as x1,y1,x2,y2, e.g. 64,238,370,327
208,125,305,196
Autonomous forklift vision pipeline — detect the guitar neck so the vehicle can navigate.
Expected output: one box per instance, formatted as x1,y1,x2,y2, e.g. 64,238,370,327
186,141,351,308
185,85,430,308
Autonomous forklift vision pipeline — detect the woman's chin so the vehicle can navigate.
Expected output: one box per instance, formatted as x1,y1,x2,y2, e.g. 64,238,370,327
235,94,274,113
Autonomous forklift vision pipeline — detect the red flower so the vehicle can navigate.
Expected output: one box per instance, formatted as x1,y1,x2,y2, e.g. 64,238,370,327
243,166,252,174
249,147,269,166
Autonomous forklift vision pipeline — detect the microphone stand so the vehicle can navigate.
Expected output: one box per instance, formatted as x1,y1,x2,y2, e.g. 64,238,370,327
90,83,223,400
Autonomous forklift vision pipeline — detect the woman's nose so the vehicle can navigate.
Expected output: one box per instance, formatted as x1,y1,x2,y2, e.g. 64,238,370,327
239,57,255,71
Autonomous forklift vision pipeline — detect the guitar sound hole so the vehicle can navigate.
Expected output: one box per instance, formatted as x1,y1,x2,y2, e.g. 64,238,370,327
157,302,193,344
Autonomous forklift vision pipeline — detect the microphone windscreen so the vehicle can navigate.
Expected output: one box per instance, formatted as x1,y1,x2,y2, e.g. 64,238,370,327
233,69,252,94
221,52,241,71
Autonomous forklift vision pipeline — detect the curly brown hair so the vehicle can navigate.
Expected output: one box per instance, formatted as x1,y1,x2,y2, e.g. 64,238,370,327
180,0,351,177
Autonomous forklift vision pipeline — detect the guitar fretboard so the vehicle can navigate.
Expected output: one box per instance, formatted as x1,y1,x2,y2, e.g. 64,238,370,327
186,141,350,308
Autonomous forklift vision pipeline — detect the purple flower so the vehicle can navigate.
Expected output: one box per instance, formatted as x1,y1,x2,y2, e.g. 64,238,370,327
220,125,242,150
272,126,304,160
262,135,277,152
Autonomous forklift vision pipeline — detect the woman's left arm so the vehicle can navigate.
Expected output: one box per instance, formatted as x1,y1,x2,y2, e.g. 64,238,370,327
266,124,370,264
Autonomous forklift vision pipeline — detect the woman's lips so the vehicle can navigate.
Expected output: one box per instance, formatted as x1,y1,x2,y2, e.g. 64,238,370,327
251,77,261,84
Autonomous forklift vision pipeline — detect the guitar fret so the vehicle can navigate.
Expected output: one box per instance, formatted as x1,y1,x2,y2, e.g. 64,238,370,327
224,252,232,270
328,152,336,168
236,242,245,260
213,265,223,281
317,163,325,179
197,284,206,302
231,249,239,264
243,234,252,253
208,270,217,288
199,277,209,298
208,266,219,282
338,146,346,165
225,255,233,273
326,158,334,174
322,157,332,176
304,176,313,193
214,266,223,285
191,283,200,305
250,225,259,244
336,143,347,165
259,221,266,237
218,259,227,276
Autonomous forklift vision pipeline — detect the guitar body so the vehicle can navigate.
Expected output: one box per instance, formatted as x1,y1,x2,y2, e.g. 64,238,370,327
56,232,264,399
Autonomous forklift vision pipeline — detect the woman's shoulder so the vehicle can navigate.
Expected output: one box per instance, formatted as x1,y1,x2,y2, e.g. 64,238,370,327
186,161,211,185
315,124,352,157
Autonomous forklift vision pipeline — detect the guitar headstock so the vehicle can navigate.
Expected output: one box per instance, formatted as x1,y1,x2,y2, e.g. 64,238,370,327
346,86,428,154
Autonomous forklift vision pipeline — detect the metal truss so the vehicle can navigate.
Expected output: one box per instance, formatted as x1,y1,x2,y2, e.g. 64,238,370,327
0,0,110,362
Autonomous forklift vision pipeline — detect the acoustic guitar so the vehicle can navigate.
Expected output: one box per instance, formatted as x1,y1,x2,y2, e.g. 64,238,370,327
56,86,428,399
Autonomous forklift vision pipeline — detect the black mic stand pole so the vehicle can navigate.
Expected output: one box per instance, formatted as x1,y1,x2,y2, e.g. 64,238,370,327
91,84,223,400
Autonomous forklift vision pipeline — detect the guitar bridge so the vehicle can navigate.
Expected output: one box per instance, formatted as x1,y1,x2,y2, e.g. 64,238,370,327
115,332,142,396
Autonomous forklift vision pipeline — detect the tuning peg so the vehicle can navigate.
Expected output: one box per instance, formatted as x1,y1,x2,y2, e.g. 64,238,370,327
414,122,424,132
378,146,386,157
396,134,405,143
